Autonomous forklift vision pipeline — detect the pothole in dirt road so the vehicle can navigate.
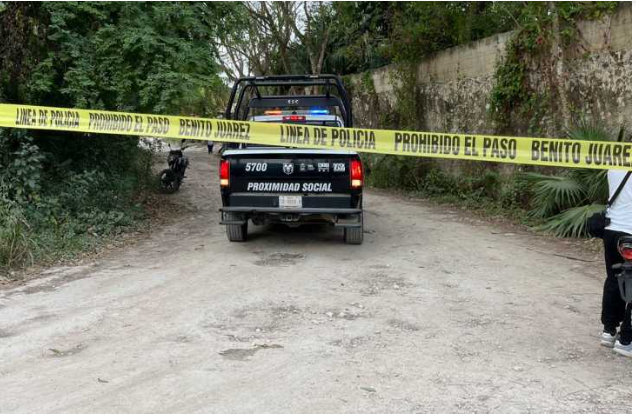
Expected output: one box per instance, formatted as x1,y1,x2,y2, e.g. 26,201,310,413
269,305,303,317
451,344,481,362
386,318,420,332
219,344,284,361
47,344,87,358
219,347,258,361
328,336,373,349
226,334,254,343
253,252,305,267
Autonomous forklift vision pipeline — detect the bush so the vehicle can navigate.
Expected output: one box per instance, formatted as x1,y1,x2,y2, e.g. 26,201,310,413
522,122,621,237
364,153,515,205
0,129,153,270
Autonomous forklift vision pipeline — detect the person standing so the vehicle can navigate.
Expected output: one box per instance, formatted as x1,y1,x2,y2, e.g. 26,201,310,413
600,170,632,357
207,140,214,154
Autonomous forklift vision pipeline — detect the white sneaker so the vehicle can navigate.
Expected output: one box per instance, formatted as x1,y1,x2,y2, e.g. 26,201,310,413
601,331,617,347
613,341,632,358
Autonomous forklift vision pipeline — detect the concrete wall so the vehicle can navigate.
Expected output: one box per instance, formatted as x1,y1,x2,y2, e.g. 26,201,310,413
350,3,632,148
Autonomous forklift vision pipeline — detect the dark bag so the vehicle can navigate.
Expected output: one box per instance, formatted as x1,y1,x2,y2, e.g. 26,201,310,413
586,171,631,238
587,211,610,238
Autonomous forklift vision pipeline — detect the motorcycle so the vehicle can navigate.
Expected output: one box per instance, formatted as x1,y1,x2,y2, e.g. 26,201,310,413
159,140,190,193
613,236,632,303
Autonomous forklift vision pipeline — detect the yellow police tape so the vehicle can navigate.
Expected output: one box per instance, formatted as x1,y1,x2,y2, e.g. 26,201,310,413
0,103,631,171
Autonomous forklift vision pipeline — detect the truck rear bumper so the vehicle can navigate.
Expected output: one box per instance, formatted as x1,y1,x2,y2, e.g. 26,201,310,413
221,206,361,214
219,207,362,227
226,193,355,209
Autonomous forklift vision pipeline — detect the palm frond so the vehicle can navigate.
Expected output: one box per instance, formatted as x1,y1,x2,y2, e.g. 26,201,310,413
570,168,608,203
567,121,613,142
522,172,586,218
535,204,605,238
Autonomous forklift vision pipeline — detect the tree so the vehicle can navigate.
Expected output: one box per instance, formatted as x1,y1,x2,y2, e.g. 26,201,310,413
326,2,394,73
285,2,334,76
216,1,335,79
215,3,282,79
245,1,297,74
0,2,240,268
33,3,231,114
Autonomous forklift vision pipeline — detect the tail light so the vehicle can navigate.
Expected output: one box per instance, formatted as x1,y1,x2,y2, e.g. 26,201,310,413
350,159,363,189
618,240,632,261
219,160,230,187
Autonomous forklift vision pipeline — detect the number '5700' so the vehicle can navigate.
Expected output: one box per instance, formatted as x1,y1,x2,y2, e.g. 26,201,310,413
245,162,268,172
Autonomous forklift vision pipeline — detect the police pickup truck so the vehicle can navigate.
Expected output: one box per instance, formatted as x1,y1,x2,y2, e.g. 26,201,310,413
219,75,364,244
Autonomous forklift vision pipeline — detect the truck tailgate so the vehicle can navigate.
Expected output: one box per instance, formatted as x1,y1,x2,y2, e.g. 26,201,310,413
224,149,356,194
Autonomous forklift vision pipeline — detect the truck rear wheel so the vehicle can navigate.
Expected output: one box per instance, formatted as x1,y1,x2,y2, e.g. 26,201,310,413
225,213,248,242
344,214,363,245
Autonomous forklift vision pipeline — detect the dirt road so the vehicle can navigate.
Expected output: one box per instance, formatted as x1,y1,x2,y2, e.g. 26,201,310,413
0,147,631,413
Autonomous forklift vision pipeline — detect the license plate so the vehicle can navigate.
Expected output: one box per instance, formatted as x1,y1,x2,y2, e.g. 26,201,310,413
279,195,302,209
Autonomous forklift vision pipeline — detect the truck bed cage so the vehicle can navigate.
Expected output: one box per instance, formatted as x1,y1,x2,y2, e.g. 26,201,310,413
225,75,352,127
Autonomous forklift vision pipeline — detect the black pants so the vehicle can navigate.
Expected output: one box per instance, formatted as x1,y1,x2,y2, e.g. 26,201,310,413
602,230,631,344
207,143,214,154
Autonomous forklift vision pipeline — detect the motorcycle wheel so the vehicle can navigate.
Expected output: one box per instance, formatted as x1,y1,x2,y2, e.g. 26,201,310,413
159,169,179,194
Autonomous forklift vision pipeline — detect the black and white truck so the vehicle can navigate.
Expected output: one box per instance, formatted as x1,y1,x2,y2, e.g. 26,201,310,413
219,75,364,244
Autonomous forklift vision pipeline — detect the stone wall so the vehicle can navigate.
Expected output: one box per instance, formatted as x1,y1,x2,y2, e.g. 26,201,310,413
349,3,631,177
562,6,632,132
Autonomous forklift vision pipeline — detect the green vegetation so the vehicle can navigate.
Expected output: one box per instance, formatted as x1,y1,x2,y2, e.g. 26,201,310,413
0,2,239,271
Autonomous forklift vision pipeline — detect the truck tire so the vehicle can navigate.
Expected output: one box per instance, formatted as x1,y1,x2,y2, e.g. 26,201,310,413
344,214,363,245
225,213,248,242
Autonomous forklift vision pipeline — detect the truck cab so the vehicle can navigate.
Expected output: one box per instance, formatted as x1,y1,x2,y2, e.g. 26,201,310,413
219,75,364,244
